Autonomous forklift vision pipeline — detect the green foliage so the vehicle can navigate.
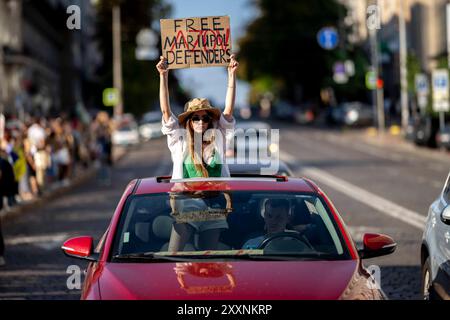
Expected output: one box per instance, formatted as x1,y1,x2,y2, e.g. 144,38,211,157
95,0,186,117
407,53,421,93
238,0,347,103
328,47,369,102
248,76,283,105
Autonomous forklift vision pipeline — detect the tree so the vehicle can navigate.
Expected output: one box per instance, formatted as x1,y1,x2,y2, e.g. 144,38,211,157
94,0,189,117
238,0,345,105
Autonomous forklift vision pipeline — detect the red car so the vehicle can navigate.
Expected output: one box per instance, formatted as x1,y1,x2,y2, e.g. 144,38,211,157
62,175,396,300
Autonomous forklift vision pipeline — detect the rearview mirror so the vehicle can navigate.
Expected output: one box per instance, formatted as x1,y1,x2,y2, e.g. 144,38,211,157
358,233,396,259
61,236,98,261
442,205,450,225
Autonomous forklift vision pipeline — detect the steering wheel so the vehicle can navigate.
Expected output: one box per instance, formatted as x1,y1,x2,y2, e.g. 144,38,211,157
257,231,315,251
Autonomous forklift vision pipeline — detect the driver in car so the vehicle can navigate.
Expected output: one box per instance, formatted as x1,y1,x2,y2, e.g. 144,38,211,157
243,198,297,249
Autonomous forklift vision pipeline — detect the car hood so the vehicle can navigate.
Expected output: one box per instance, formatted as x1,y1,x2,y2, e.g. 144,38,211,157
97,260,358,300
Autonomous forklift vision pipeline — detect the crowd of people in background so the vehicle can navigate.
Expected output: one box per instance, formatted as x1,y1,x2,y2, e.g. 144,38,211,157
0,111,114,266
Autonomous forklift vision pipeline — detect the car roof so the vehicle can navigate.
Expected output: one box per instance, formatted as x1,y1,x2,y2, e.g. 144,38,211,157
236,121,271,130
227,160,292,176
133,176,316,195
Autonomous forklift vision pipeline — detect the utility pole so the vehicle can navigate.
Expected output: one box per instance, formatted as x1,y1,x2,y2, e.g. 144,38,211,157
399,0,409,134
112,5,123,119
369,0,385,134
442,2,450,133
0,48,5,115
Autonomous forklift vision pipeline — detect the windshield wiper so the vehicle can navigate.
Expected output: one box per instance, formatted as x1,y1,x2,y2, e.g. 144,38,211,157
112,253,186,262
257,252,342,261
112,252,342,262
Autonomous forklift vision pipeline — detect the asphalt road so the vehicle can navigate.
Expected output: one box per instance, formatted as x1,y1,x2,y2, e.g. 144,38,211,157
0,124,448,300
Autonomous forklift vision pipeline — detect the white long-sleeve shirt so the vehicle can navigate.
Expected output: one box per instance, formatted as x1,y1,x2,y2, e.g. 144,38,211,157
161,113,236,179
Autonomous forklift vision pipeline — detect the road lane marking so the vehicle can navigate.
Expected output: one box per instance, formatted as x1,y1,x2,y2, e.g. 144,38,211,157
431,180,443,189
0,291,80,298
318,133,406,162
286,128,449,172
5,232,71,246
55,212,112,223
0,270,68,277
281,151,427,230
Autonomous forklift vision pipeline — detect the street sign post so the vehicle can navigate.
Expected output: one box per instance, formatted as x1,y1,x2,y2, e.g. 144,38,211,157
415,73,429,113
0,113,4,141
365,70,377,90
103,88,119,107
345,60,355,77
447,4,450,71
136,28,159,61
333,61,348,84
432,69,449,131
317,27,339,50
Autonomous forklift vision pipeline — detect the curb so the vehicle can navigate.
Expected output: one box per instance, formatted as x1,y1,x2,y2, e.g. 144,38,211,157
359,132,450,163
0,147,127,224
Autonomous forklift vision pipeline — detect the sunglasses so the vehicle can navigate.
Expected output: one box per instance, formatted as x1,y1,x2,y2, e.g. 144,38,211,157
191,114,212,123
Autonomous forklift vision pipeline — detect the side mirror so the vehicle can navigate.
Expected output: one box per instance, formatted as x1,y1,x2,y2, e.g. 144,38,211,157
358,233,396,259
61,236,98,261
442,205,450,225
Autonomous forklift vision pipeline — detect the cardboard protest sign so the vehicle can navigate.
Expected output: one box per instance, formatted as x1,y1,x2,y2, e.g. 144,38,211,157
160,16,232,69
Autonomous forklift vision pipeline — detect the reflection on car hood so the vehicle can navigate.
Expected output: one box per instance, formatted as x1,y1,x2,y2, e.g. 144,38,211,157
98,260,357,300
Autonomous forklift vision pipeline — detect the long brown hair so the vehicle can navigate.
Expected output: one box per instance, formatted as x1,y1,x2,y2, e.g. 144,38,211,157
185,115,216,177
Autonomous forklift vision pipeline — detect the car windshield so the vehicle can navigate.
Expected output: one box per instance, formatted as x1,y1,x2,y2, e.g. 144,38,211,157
117,125,136,132
111,191,351,261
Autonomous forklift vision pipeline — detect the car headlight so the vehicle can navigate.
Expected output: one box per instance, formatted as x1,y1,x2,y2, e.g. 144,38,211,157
346,110,359,123
441,135,450,143
269,143,279,153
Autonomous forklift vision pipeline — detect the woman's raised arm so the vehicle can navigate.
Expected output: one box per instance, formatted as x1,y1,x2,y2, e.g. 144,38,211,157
156,56,172,123
223,54,239,121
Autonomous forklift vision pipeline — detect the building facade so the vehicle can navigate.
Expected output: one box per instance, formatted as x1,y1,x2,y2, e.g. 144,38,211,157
0,0,101,118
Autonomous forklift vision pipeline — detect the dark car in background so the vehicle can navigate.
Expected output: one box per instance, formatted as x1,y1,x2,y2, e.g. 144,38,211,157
407,115,439,148
436,127,450,151
139,111,163,141
112,114,140,146
331,102,374,127
227,158,293,177
226,121,279,159
421,171,450,300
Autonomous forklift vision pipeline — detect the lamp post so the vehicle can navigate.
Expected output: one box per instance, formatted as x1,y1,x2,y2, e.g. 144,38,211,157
368,0,385,134
399,0,409,134
112,4,123,119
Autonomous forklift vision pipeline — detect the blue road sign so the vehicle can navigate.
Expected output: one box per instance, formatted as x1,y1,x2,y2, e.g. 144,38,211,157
317,27,339,50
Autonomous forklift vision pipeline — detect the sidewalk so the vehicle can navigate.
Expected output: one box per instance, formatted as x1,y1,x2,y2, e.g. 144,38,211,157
0,146,127,222
343,127,450,165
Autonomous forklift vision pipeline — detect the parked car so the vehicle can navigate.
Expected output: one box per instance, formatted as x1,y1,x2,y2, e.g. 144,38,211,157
436,127,450,151
139,111,163,141
226,121,278,159
411,115,439,148
227,157,293,177
274,101,296,121
112,117,140,146
62,175,396,300
331,102,374,127
405,118,417,142
421,171,450,300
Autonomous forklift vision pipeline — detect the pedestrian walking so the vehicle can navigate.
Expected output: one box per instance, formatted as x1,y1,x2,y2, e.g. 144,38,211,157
0,217,5,266
0,150,18,209
93,112,113,185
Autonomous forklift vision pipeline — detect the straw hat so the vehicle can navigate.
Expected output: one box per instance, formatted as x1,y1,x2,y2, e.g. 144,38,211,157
178,98,221,126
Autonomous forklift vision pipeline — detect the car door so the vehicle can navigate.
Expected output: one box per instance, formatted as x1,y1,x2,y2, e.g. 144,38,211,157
434,172,450,298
